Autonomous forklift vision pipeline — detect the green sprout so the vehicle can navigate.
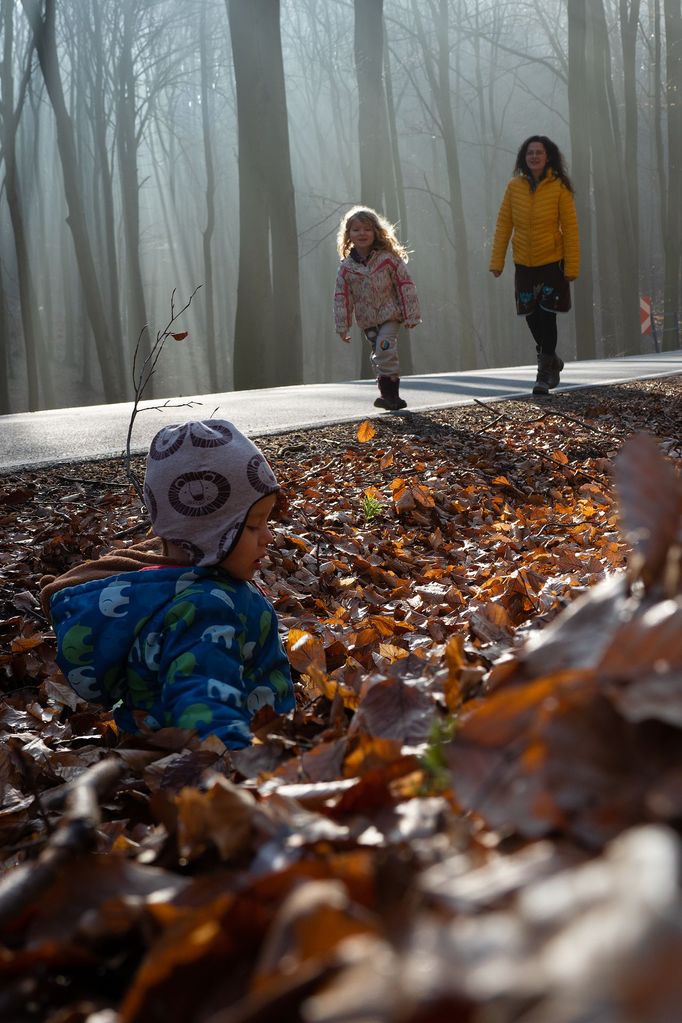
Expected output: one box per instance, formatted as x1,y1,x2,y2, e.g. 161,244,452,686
362,492,383,521
420,715,460,793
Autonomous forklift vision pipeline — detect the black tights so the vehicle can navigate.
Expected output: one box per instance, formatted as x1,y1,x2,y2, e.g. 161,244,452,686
525,307,557,355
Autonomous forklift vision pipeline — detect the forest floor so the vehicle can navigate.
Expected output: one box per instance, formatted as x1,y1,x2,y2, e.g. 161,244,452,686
1,376,682,1022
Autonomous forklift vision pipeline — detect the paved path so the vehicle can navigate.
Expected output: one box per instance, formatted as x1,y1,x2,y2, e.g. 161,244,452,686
1,352,680,470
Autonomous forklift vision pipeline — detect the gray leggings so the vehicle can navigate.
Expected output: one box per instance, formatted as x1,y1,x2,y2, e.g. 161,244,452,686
363,320,401,378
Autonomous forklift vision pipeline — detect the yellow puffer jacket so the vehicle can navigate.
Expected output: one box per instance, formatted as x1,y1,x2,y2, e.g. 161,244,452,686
489,170,579,279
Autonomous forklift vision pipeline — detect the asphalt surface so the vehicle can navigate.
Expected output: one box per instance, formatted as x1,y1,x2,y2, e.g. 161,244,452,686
1,351,681,470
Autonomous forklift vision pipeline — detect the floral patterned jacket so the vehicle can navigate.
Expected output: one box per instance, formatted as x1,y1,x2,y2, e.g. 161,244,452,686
334,248,421,333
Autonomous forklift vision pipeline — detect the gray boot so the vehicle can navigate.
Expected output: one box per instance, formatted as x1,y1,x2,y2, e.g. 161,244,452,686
532,353,554,395
548,353,564,389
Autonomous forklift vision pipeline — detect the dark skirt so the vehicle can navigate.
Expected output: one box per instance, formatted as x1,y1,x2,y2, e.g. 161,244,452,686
514,261,571,316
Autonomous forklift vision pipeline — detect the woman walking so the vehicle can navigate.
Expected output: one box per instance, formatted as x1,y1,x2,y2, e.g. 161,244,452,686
489,135,579,395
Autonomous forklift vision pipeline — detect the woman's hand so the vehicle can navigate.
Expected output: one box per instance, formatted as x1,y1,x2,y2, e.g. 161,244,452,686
338,331,352,343
490,269,502,278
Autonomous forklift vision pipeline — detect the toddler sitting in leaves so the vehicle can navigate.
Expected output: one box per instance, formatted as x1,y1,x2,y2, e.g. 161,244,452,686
40,419,295,749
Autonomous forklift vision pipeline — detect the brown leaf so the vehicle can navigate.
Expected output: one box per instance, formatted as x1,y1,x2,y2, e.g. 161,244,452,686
614,433,681,583
597,599,682,677
350,677,436,744
175,775,256,861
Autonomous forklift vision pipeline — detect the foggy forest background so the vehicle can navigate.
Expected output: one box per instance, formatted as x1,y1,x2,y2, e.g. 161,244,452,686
1,0,681,414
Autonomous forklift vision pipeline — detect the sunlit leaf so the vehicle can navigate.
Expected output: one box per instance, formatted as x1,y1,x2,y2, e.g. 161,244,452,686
287,628,326,673
444,634,465,713
356,420,376,443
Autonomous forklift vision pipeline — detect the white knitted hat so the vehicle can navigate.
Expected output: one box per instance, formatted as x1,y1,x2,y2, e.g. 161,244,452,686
143,420,278,566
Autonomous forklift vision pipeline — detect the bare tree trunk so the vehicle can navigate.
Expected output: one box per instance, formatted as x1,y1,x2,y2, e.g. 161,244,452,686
663,0,682,349
0,245,11,413
584,0,639,355
383,33,412,375
199,4,219,388
89,2,123,350
651,0,668,349
21,0,126,401
354,0,394,216
116,1,150,373
1,1,43,409
227,0,302,389
620,1,641,257
567,0,597,359
353,0,394,379
412,0,476,369
470,0,505,364
593,0,640,354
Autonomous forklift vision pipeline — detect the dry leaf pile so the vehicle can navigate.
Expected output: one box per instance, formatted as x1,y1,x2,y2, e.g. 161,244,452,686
1,377,682,1023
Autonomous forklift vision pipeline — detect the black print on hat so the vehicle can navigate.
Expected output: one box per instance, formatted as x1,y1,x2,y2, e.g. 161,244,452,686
149,424,188,460
189,421,233,447
167,537,204,562
168,471,231,517
246,454,276,494
144,482,158,521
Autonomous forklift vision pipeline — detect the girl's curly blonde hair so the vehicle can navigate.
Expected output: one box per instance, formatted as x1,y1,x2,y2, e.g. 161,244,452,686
336,205,409,261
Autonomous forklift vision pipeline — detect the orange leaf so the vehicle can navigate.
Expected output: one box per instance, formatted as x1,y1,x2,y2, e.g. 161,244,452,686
412,484,436,509
287,629,326,673
551,450,569,464
11,635,49,653
378,642,409,662
357,420,376,443
170,331,188,341
444,634,465,713
287,536,310,551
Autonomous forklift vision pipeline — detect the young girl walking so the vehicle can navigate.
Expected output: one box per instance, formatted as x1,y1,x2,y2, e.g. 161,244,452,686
334,205,421,410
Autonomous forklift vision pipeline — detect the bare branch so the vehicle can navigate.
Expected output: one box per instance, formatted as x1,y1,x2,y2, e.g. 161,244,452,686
125,285,203,501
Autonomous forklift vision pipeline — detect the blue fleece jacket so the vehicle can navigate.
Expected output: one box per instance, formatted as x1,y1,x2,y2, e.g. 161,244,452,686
49,565,294,749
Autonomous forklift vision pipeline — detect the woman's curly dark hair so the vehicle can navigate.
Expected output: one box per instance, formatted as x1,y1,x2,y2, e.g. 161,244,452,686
514,135,574,193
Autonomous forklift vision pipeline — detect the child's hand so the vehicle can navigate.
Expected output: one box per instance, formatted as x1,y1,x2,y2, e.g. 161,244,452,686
338,331,352,343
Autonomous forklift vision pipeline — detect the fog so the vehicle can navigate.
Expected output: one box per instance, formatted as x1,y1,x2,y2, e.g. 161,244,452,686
1,0,679,413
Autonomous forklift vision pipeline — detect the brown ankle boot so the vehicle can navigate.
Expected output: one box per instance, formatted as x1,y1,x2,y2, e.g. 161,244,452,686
374,376,393,409
391,378,407,409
